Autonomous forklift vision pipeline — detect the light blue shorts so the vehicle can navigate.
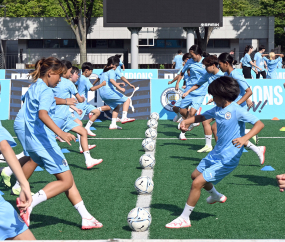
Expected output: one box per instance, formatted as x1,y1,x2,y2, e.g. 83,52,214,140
0,124,17,148
28,145,69,175
0,196,28,240
100,90,128,110
14,128,29,156
174,97,182,108
53,114,79,133
180,94,204,110
197,151,242,185
74,102,97,120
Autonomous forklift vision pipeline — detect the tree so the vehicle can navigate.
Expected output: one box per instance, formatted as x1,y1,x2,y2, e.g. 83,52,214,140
194,27,214,52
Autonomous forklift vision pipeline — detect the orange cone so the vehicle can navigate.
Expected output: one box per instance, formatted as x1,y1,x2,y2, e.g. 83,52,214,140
272,117,280,120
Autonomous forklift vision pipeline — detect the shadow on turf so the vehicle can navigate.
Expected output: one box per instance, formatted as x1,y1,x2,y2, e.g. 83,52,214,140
69,164,100,170
159,131,198,137
151,203,215,221
122,225,133,231
170,156,201,163
231,174,277,186
160,143,202,150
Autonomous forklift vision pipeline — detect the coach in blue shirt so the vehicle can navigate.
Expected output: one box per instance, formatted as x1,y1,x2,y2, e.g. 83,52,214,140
172,50,183,69
254,45,267,79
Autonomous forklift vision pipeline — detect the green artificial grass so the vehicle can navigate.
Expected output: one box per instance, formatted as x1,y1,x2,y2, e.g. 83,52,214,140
1,119,285,239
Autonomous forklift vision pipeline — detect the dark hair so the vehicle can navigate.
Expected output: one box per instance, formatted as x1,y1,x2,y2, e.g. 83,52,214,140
103,56,120,72
203,55,219,67
178,50,182,54
115,54,122,59
29,57,66,82
259,45,266,51
208,76,240,102
189,45,209,57
218,52,234,65
182,53,191,61
71,66,79,74
243,45,253,57
82,62,93,72
61,60,72,69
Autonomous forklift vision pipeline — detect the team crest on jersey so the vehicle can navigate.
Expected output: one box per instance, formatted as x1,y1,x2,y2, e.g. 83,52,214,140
160,87,183,112
62,159,68,166
202,64,206,69
225,112,232,120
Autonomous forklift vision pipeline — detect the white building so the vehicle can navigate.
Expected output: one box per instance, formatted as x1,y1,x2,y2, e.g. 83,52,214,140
0,16,274,68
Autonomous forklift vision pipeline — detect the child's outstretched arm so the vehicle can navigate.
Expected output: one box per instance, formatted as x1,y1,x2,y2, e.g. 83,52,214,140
168,75,179,85
121,76,135,90
110,79,125,92
180,115,206,131
232,120,264,148
175,73,184,91
236,87,252,106
92,77,100,86
54,97,78,105
182,84,200,98
90,81,106,91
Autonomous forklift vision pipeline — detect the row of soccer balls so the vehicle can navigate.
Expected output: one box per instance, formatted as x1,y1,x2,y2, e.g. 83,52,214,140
127,112,159,232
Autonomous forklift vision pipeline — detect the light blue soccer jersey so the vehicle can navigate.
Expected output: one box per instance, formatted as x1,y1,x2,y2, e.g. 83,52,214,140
202,102,259,161
254,52,265,71
277,60,283,69
0,121,17,148
263,56,282,79
224,69,250,107
99,69,120,95
52,78,78,119
23,79,57,152
242,54,252,68
173,55,183,69
195,70,224,96
75,75,93,100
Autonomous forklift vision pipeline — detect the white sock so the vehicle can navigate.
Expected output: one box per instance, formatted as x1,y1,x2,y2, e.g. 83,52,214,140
3,166,13,176
16,152,25,160
111,118,116,126
207,186,222,198
205,135,212,147
85,120,93,130
13,180,20,190
77,134,82,150
180,203,194,221
98,107,102,112
83,151,91,160
30,190,47,210
74,200,93,219
245,129,250,134
246,141,260,154
122,111,127,119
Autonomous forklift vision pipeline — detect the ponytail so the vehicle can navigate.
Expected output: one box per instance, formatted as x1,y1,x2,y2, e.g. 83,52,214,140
103,56,120,72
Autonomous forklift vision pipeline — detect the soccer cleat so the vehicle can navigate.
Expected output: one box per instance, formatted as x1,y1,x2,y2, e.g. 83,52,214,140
258,146,266,165
177,117,183,123
173,114,181,122
179,133,187,141
207,195,227,204
80,145,96,154
56,136,66,142
16,197,31,227
82,217,103,230
165,216,191,229
86,128,96,137
86,159,103,169
109,124,122,130
116,118,121,122
252,134,259,145
193,123,200,127
121,118,135,124
197,145,213,153
0,167,11,187
188,124,194,131
11,187,34,196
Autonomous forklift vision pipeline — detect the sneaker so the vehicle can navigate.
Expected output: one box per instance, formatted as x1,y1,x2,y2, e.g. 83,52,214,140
197,145,213,153
193,123,200,127
80,145,96,154
109,124,122,130
86,159,103,169
56,136,66,142
207,195,227,204
177,117,183,123
188,124,194,131
258,146,266,165
252,134,259,145
116,118,121,122
89,113,94,119
121,118,135,124
173,114,179,122
16,197,31,227
11,187,34,196
0,167,11,187
86,128,96,137
82,217,103,230
179,133,187,141
165,216,191,229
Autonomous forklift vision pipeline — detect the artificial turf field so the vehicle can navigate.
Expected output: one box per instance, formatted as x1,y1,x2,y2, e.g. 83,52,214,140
1,119,285,240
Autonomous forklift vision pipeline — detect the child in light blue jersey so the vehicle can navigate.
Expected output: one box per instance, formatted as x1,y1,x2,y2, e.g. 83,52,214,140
74,62,107,136
175,45,208,140
262,52,284,79
0,121,35,240
242,45,262,78
181,55,223,142
172,50,183,69
18,57,103,230
254,45,267,79
166,76,264,229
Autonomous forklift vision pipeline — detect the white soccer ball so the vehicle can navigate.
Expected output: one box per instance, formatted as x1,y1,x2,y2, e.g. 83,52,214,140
139,154,155,169
142,138,155,151
150,112,159,121
134,176,154,194
127,207,152,232
145,128,157,139
147,119,158,129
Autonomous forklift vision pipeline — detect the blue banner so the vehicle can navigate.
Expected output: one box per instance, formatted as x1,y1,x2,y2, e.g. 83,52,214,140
151,78,285,120
92,69,158,79
0,79,11,120
235,69,285,80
